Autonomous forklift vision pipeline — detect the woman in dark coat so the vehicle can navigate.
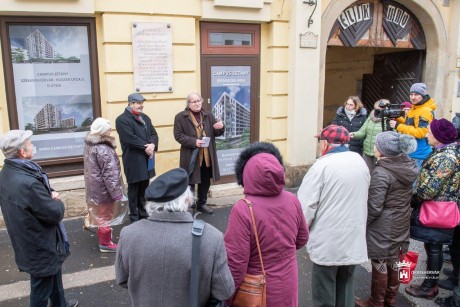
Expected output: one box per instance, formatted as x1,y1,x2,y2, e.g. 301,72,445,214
355,131,418,307
173,92,224,214
84,118,124,253
224,142,309,307
332,96,367,154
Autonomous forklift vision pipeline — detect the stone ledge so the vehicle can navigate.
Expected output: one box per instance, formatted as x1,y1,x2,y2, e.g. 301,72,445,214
209,182,243,198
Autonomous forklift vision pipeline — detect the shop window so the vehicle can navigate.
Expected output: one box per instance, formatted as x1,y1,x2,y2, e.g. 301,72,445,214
0,17,101,177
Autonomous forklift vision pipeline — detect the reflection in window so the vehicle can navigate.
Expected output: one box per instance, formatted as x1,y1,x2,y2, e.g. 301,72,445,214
209,32,252,46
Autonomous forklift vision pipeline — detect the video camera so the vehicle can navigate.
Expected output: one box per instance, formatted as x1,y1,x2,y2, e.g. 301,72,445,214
374,100,405,131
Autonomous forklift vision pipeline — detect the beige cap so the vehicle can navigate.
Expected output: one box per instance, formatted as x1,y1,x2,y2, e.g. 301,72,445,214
0,130,33,157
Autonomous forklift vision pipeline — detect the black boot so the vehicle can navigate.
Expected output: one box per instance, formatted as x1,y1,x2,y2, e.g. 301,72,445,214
406,243,442,299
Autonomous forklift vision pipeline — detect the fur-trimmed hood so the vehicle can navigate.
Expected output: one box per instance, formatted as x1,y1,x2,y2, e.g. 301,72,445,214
84,132,117,149
235,142,283,186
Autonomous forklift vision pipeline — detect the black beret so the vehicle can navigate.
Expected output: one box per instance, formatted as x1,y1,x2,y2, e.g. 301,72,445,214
145,168,189,202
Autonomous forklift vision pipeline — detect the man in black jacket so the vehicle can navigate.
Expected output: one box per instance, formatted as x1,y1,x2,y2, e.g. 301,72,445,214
0,130,77,307
116,93,159,222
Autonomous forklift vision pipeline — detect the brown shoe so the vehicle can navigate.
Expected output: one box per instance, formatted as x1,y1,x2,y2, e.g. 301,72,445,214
405,284,438,298
197,204,213,214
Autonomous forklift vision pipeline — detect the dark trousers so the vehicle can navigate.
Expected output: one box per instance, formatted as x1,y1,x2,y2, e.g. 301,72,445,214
128,180,149,222
423,243,443,288
452,226,460,305
30,269,66,307
189,163,212,208
312,263,356,307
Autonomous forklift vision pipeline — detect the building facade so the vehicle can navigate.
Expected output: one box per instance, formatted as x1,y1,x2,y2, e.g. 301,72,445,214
0,0,459,221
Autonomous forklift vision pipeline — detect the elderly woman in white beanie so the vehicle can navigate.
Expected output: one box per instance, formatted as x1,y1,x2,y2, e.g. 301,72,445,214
355,131,418,307
84,117,126,252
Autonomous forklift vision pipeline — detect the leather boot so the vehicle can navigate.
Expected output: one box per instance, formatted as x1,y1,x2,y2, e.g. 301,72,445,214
97,227,118,253
384,266,399,307
355,266,387,307
405,243,442,298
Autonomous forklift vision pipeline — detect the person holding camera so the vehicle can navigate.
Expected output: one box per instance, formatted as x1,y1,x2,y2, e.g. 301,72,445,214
389,83,437,168
332,96,368,155
350,99,386,172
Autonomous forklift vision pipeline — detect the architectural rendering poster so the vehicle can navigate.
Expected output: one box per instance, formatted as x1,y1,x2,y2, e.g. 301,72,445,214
9,25,94,159
211,66,251,176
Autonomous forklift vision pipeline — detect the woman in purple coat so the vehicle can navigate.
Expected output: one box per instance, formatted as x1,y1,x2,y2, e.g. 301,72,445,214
224,142,309,306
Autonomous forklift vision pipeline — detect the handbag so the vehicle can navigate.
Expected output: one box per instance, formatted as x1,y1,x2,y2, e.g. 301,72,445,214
419,200,460,229
398,250,419,284
232,198,267,307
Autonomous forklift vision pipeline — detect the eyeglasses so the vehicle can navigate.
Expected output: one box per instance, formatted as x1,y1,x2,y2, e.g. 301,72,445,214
189,99,202,104
345,103,355,106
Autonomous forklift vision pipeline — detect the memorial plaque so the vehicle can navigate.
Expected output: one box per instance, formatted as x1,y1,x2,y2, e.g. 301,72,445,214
132,22,173,92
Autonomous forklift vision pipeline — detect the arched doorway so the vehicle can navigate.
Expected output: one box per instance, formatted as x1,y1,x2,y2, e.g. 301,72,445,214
323,0,426,125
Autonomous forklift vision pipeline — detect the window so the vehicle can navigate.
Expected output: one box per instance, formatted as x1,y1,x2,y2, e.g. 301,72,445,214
201,22,260,55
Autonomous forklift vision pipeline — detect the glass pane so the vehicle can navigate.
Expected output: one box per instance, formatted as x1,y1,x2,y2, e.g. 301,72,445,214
209,32,252,46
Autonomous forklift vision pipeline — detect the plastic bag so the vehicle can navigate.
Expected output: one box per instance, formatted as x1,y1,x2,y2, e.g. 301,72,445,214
398,250,419,284
84,197,128,228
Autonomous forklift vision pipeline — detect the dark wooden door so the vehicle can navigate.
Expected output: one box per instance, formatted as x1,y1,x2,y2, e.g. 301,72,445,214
362,50,423,110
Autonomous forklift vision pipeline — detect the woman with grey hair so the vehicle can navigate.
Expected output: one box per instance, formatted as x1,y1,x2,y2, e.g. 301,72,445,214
115,168,234,306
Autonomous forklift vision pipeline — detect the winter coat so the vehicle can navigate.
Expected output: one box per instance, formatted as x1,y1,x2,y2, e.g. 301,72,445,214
332,106,368,153
410,143,460,244
396,96,436,159
173,108,224,184
352,110,383,157
115,108,159,184
366,155,418,260
83,133,123,205
0,159,67,277
298,148,370,265
224,153,309,307
115,212,234,307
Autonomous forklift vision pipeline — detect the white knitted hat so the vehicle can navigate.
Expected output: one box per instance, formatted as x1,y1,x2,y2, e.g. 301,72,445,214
90,118,111,135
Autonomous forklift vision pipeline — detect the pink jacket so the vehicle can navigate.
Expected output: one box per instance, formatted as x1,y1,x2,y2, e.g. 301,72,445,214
224,153,309,306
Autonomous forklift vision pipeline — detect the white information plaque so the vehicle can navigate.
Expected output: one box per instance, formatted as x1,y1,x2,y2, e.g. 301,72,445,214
132,22,173,93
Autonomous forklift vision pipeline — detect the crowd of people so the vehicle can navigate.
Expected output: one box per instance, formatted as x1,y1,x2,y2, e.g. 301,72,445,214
1,83,460,307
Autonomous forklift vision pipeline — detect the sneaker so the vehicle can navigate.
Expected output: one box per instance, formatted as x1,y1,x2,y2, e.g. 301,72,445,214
197,204,213,214
66,298,78,307
99,242,118,253
439,277,458,291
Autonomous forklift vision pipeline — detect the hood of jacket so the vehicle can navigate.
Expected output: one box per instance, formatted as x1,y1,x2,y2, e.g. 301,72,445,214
376,154,418,185
84,133,117,149
336,106,368,117
242,153,285,196
413,96,437,112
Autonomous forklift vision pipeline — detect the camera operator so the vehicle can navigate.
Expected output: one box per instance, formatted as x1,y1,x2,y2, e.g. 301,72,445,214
388,83,437,169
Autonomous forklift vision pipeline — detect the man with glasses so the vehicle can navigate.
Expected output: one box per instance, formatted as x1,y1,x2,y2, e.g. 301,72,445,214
116,93,159,222
173,92,224,214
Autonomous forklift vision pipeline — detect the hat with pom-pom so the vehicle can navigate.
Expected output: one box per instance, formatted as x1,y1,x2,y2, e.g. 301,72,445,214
375,131,417,156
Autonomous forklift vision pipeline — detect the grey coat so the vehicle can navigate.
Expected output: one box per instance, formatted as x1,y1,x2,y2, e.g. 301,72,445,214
366,155,418,259
115,212,234,307
173,108,224,184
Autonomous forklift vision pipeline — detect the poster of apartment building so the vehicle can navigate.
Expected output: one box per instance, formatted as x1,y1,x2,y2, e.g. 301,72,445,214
8,25,94,159
211,66,251,176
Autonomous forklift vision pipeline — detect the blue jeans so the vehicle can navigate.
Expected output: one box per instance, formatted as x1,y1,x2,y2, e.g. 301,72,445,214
30,269,66,307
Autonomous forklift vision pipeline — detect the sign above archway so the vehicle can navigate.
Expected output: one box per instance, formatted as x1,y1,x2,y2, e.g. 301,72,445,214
328,0,425,49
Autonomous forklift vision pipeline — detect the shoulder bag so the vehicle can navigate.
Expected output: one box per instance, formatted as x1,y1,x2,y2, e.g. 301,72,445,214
419,200,460,229
190,219,224,307
232,198,267,307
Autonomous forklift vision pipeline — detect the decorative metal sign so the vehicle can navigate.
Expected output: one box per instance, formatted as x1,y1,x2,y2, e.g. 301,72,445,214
132,22,173,93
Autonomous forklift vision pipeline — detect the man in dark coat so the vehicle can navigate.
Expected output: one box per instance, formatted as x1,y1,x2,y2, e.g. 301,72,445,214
116,93,159,222
0,130,77,307
173,92,224,214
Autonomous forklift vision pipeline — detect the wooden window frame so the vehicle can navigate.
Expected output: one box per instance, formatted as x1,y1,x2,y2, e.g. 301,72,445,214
201,22,260,55
0,16,101,177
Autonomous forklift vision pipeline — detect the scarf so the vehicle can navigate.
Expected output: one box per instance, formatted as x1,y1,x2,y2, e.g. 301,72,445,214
127,106,145,125
189,110,211,168
323,144,350,156
345,108,356,120
11,158,70,253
